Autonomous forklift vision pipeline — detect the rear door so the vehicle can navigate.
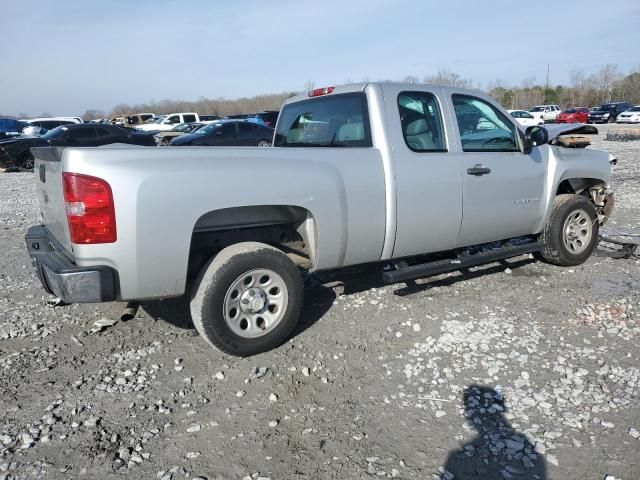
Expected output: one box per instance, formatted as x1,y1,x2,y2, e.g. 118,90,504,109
238,122,257,145
94,126,118,145
382,85,463,258
208,122,239,145
450,94,546,247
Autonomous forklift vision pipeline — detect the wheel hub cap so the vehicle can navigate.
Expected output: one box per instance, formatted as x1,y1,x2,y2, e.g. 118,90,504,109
240,288,267,314
562,209,592,254
223,268,289,339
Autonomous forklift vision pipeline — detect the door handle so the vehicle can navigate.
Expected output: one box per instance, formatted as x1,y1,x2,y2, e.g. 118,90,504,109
467,164,492,176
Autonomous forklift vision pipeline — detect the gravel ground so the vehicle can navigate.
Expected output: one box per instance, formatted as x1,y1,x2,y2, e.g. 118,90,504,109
0,124,639,480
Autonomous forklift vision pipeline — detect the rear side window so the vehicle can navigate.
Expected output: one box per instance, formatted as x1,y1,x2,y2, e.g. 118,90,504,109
274,93,372,147
398,91,446,152
452,94,519,152
220,123,236,135
63,128,97,144
95,127,112,138
183,114,197,123
239,122,255,133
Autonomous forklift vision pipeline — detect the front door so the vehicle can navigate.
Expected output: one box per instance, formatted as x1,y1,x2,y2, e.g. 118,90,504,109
450,94,547,247
385,86,463,258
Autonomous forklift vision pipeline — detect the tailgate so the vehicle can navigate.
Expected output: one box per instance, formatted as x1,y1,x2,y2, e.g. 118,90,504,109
32,146,73,254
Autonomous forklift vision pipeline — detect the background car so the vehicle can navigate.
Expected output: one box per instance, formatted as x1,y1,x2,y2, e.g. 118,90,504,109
123,113,156,127
252,111,279,128
528,105,560,123
616,105,640,124
199,115,221,122
555,107,590,124
170,120,273,147
0,118,29,140
507,110,541,127
24,118,77,132
588,102,633,123
0,123,155,171
154,122,203,145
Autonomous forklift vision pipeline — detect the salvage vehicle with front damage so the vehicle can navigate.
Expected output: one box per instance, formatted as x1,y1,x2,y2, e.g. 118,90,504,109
1,123,155,171
25,82,615,356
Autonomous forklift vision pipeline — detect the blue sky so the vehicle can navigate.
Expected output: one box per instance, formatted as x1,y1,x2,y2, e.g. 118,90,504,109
1,0,638,116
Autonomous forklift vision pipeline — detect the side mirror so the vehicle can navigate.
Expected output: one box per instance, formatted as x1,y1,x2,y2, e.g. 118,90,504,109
523,126,549,154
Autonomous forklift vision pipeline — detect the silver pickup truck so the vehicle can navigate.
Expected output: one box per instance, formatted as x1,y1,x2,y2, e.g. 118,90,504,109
26,83,615,356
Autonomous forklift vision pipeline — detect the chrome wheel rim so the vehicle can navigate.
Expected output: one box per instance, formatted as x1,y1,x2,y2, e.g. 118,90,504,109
257,140,270,147
562,209,592,254
223,269,288,338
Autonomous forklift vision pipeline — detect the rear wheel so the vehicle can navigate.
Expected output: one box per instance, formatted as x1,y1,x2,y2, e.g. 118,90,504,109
257,139,271,147
538,194,599,266
17,151,34,171
190,242,303,356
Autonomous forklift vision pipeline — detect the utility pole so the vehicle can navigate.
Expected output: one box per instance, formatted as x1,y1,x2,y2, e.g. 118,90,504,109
544,64,550,104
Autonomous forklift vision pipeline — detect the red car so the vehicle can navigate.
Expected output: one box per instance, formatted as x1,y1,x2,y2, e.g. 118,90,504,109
555,107,590,123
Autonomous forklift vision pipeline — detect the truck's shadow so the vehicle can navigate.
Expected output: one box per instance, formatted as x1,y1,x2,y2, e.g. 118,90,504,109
140,257,535,340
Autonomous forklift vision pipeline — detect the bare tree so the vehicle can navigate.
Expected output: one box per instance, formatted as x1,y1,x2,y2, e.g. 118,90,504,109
82,109,106,121
424,69,472,88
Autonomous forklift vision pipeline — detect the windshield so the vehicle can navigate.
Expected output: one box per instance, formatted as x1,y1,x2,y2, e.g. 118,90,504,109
628,106,640,112
598,104,615,111
151,116,166,124
42,126,68,139
194,123,221,135
172,123,191,132
563,108,577,113
529,106,544,112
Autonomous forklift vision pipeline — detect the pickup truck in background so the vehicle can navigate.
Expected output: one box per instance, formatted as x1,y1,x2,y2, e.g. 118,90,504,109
135,112,200,132
26,83,615,356
529,104,561,123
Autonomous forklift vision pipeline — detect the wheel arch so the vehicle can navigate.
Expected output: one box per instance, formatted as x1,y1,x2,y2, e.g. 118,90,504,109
187,204,318,284
556,177,607,196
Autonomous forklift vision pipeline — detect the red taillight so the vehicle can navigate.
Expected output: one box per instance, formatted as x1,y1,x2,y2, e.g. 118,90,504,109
62,172,116,244
308,86,335,97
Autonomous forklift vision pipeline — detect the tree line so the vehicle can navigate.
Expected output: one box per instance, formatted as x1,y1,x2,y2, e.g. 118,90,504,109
89,64,637,120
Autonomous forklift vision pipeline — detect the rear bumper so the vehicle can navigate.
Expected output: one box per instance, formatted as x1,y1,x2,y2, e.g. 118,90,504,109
25,225,117,303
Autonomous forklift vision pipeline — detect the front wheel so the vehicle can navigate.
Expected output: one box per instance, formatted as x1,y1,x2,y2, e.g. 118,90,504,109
190,242,303,356
538,194,599,266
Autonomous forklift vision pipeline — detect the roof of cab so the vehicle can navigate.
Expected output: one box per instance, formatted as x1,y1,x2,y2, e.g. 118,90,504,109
282,82,489,106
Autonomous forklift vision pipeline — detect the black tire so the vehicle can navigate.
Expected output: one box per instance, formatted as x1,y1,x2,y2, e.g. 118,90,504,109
190,242,303,356
538,194,599,266
18,151,35,171
257,139,271,147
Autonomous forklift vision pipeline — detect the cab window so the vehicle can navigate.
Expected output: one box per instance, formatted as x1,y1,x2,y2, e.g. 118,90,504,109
452,95,519,152
397,91,446,152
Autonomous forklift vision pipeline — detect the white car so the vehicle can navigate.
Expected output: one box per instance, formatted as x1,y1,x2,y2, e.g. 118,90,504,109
136,113,201,132
508,110,542,127
616,105,640,124
528,105,560,123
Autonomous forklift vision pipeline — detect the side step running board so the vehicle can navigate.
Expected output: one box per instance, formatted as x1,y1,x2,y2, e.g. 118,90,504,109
382,242,542,284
